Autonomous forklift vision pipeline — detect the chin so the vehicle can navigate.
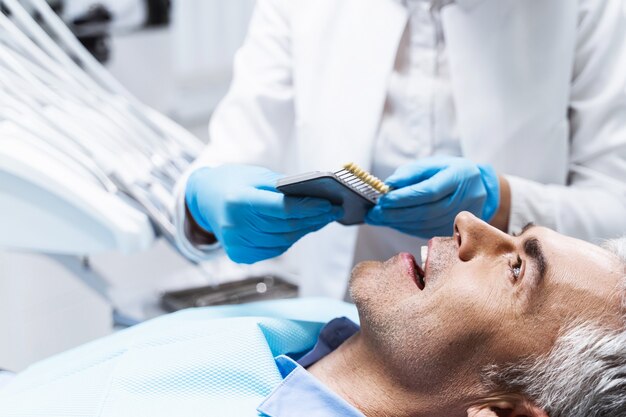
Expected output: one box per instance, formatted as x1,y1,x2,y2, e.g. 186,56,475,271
348,262,389,321
348,260,381,295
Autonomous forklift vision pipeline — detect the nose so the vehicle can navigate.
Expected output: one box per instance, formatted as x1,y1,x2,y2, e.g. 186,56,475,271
453,211,514,261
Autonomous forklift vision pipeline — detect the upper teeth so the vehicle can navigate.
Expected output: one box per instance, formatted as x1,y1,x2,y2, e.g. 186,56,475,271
420,246,428,270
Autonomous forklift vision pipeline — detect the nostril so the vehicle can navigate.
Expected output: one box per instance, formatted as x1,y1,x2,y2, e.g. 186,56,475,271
455,226,461,247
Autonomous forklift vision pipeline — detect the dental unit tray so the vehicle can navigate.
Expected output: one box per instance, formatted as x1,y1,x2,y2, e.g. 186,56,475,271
160,275,298,311
276,163,389,225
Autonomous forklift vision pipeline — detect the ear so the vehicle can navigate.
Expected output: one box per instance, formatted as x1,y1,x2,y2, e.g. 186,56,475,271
467,399,549,417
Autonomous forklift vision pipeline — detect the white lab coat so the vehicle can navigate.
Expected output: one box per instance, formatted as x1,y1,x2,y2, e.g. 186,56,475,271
175,0,626,298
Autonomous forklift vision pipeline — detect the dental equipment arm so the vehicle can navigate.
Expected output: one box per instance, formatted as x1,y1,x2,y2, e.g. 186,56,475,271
0,0,203,254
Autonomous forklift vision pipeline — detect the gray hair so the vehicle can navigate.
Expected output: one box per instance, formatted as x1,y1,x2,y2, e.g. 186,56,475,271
482,238,626,417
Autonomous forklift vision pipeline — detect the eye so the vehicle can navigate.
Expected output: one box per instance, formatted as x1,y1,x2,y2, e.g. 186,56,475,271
509,255,523,283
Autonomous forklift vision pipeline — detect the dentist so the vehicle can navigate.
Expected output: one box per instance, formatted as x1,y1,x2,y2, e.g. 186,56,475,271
176,0,626,298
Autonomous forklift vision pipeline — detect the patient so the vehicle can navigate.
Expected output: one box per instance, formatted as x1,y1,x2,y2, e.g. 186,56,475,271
0,212,624,417
315,212,626,417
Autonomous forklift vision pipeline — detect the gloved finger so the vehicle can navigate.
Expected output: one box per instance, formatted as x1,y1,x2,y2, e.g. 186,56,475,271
252,222,330,246
368,181,477,223
255,170,286,190
250,207,344,233
384,157,456,188
378,167,461,208
366,208,456,231
367,199,462,224
395,223,456,239
212,165,285,190
248,189,334,219
226,245,292,264
224,222,330,249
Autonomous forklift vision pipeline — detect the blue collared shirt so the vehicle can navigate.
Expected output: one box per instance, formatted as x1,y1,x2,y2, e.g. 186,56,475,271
257,317,364,417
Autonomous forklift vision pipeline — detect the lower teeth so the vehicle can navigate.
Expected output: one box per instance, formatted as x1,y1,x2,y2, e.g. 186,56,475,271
420,245,428,270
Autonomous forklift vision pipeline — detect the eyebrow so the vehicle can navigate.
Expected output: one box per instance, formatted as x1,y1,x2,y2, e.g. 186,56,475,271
516,223,548,283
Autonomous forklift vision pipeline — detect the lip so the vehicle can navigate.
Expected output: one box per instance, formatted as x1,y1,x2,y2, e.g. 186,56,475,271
399,252,425,290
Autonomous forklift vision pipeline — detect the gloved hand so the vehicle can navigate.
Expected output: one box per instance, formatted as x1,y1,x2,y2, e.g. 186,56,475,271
185,164,343,264
366,156,500,238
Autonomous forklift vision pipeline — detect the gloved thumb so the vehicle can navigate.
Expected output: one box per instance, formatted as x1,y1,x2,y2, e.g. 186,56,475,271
385,162,445,189
256,170,286,192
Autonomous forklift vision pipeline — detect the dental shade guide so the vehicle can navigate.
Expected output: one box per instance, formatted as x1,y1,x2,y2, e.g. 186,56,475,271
276,162,389,225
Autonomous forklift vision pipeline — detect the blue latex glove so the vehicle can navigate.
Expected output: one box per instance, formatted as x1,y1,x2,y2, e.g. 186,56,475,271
366,156,500,238
185,164,343,264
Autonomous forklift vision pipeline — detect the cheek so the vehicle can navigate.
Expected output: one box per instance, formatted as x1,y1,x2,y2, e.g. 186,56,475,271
428,266,513,337
429,266,547,364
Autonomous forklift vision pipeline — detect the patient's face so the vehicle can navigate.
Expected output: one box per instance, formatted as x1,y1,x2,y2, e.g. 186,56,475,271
350,212,623,394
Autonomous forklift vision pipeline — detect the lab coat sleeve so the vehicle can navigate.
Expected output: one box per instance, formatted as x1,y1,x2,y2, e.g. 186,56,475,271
506,0,626,241
173,0,296,262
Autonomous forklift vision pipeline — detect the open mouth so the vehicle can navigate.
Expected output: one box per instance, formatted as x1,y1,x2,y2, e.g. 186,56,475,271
416,263,426,290
406,253,426,290
399,253,426,290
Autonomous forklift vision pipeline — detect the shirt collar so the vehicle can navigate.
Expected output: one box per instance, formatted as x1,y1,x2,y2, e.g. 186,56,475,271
257,317,363,417
297,317,360,368
257,356,365,417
